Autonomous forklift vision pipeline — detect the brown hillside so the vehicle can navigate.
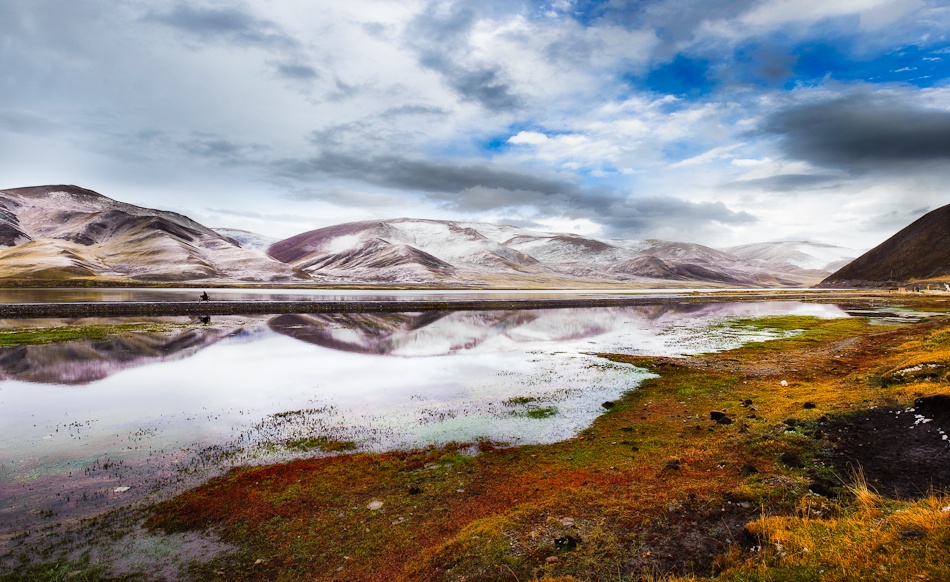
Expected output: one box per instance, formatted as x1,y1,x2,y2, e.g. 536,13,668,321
819,204,950,288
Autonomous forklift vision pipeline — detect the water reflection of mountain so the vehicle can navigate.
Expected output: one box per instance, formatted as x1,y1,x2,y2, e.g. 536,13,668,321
0,302,847,383
267,302,847,357
267,311,541,355
0,324,244,385
269,308,654,356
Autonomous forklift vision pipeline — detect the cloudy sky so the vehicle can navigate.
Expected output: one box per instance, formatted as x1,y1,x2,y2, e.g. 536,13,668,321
2,1,949,249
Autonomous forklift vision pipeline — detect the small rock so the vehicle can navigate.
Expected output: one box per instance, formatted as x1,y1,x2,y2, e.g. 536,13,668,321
779,451,802,468
808,480,834,497
254,559,263,565
741,399,753,407
784,418,799,427
367,500,384,511
899,529,925,540
554,535,579,551
710,411,726,421
407,485,422,495
780,380,789,387
601,401,615,409
665,459,682,471
112,486,130,493
545,556,559,564
803,402,817,409
559,517,575,527
716,415,734,425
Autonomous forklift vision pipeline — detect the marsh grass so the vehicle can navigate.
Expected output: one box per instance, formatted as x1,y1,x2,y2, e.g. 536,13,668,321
0,553,108,582
284,436,357,453
0,323,183,346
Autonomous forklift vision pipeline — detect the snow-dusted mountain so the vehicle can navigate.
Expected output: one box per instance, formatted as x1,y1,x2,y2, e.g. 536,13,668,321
267,218,847,287
0,185,303,282
213,228,279,251
724,241,859,273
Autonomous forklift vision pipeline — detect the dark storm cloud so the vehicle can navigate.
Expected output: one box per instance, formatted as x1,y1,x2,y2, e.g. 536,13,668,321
598,197,757,233
144,4,296,48
275,63,320,80
275,149,755,236
760,94,950,170
279,151,576,195
726,173,843,192
405,2,522,112
178,134,270,165
383,104,450,117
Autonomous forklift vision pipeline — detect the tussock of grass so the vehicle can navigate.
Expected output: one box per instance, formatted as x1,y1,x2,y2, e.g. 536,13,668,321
711,490,950,582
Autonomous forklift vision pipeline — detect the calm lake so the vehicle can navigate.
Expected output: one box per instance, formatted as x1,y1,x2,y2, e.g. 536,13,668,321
0,298,874,543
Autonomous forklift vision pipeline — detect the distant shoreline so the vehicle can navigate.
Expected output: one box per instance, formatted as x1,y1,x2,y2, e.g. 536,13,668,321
0,290,889,318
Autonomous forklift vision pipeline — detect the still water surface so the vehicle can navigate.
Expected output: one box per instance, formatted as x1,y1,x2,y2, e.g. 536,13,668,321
0,301,848,538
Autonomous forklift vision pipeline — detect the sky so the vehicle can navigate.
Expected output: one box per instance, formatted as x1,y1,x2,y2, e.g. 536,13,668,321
2,0,950,249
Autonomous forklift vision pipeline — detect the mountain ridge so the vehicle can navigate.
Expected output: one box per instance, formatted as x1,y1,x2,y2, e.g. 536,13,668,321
0,185,857,287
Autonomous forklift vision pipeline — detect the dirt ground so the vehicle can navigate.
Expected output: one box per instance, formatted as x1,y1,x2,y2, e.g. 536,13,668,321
824,394,950,499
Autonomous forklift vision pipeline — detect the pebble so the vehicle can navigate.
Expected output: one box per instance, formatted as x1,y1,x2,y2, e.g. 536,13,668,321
898,529,925,540
113,486,130,493
367,500,383,511
780,380,789,387
559,517,575,527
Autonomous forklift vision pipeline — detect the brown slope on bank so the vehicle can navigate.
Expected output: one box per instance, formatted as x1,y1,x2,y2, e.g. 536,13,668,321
819,203,950,288
0,185,303,283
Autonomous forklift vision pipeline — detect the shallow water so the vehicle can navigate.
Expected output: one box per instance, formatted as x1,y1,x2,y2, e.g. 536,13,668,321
0,286,812,304
0,300,848,540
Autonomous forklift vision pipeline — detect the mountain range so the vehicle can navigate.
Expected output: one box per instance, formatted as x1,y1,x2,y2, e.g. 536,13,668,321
268,218,855,287
0,185,860,287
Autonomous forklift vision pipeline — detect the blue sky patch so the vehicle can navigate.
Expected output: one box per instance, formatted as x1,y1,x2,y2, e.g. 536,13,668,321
641,55,718,97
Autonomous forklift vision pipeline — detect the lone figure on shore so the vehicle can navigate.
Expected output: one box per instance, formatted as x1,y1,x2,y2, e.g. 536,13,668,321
199,291,210,302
